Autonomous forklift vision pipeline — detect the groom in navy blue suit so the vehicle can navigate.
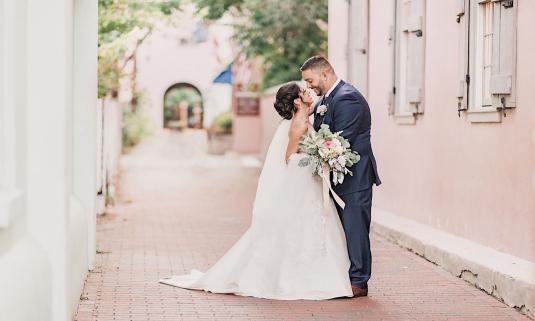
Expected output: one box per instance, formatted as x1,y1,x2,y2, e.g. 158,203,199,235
301,56,381,297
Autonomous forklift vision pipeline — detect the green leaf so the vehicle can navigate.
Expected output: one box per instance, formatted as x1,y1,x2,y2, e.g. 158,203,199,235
298,157,311,167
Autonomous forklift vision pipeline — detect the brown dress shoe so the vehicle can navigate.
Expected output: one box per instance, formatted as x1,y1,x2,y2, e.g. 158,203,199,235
351,286,368,297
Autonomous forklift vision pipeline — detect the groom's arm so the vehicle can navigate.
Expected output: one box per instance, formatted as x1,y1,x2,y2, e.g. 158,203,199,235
331,92,365,139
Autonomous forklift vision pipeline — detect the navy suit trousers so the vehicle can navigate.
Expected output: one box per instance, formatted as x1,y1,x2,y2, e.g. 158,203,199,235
334,187,373,289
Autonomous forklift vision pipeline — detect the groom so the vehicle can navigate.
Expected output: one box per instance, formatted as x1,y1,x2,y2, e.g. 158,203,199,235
300,56,381,297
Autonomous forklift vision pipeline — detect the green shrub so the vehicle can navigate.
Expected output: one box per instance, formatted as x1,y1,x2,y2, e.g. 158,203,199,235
122,107,154,153
211,111,232,134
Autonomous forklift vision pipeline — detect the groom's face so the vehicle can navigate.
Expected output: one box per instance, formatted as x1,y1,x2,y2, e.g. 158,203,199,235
302,69,326,96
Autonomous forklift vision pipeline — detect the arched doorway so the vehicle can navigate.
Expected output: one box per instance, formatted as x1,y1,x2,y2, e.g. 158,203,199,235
163,83,203,130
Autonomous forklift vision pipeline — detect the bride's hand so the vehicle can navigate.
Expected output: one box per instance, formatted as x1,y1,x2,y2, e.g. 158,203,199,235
293,97,308,111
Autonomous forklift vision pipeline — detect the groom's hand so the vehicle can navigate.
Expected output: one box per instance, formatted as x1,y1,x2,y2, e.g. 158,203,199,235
299,89,315,115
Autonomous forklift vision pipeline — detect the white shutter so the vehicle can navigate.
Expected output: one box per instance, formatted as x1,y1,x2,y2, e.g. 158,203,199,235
406,0,425,114
457,0,469,113
490,0,516,109
348,0,369,97
393,0,425,123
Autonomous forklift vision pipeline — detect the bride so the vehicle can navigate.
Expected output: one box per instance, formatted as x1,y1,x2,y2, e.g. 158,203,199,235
159,82,353,300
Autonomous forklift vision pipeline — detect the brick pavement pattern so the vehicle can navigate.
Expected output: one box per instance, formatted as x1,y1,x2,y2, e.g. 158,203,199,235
75,131,530,321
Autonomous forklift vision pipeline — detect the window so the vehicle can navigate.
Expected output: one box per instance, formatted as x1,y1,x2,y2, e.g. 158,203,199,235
480,1,494,108
458,0,517,122
393,0,426,125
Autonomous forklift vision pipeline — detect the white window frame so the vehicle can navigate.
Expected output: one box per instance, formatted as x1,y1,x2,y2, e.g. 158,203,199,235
393,0,426,125
460,0,517,123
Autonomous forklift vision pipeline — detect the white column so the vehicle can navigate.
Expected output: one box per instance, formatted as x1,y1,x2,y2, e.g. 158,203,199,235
0,0,24,227
0,1,53,321
328,0,349,80
1,0,97,320
26,0,73,320
72,0,98,273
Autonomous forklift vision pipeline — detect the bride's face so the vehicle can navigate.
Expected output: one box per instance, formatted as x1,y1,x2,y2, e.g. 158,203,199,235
298,87,314,105
294,86,315,114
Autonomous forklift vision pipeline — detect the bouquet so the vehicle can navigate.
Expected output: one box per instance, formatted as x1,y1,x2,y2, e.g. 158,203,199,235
298,124,360,186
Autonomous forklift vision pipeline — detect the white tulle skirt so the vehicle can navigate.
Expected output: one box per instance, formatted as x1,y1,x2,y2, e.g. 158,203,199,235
159,120,352,300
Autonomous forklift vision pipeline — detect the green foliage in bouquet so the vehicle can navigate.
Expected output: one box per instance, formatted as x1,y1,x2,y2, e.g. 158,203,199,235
298,124,360,185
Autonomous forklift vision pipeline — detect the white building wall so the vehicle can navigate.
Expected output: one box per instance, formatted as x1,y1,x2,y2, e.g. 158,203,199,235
328,0,349,81
0,1,98,320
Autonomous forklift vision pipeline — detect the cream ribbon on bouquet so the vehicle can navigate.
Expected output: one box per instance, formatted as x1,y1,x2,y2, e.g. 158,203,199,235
320,164,346,210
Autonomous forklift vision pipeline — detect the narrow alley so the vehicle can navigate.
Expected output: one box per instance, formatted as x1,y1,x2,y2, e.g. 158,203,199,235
75,131,529,321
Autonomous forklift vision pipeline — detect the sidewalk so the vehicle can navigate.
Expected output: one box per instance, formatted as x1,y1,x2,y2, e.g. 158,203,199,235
75,131,530,321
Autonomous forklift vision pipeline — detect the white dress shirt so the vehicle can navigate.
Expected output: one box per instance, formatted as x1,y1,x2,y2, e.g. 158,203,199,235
325,78,341,98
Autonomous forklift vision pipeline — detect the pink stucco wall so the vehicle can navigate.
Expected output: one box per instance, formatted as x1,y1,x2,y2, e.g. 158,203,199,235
233,116,262,153
136,21,234,130
329,0,535,262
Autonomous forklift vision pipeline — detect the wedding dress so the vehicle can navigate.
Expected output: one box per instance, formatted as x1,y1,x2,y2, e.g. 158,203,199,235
159,119,352,300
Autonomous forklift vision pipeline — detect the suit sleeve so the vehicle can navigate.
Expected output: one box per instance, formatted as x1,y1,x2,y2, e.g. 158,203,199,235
331,92,364,139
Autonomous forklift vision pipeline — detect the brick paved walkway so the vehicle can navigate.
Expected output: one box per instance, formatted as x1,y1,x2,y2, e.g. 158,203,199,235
75,131,530,321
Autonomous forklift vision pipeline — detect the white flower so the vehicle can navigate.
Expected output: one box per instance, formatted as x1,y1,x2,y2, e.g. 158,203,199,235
316,104,328,116
337,155,347,167
332,138,342,147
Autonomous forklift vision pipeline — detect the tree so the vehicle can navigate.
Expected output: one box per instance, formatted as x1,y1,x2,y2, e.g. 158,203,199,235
194,0,328,89
163,87,202,127
98,0,181,98
195,0,244,20
164,88,202,109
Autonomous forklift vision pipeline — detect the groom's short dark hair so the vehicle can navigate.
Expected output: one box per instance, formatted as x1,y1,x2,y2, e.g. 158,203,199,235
300,55,334,73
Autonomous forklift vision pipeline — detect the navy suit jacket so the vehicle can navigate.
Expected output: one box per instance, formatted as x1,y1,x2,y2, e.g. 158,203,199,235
313,80,381,195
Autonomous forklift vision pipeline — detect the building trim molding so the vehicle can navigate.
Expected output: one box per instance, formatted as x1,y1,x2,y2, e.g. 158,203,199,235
372,208,535,319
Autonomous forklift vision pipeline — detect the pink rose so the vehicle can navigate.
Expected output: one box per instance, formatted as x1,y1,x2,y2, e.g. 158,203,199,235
323,141,334,149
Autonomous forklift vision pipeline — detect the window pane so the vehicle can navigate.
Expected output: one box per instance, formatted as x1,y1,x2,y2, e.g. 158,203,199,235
481,2,493,107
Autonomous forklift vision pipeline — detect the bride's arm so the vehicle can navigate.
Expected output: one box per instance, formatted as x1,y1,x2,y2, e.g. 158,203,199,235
285,91,312,164
285,119,306,164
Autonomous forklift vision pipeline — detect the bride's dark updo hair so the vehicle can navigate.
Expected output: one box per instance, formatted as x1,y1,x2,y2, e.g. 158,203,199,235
274,82,300,120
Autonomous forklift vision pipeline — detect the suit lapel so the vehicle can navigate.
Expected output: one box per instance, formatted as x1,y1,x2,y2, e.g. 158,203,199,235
313,102,320,131
313,97,325,131
313,80,346,131
329,80,345,101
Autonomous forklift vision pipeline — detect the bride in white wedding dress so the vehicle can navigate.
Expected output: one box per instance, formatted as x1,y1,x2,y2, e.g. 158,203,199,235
159,82,352,300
